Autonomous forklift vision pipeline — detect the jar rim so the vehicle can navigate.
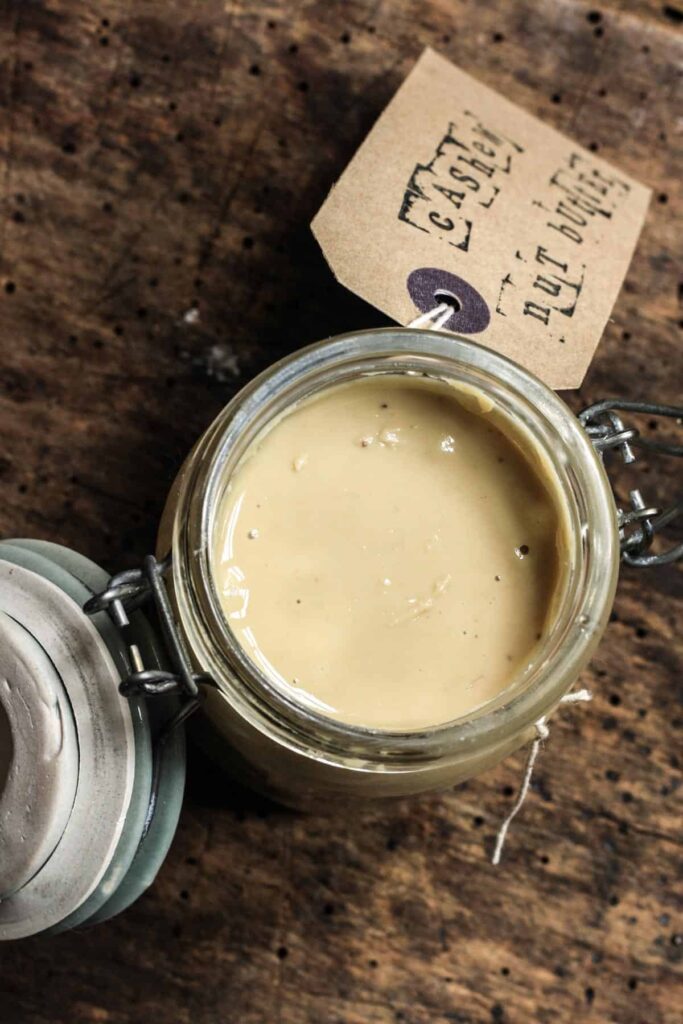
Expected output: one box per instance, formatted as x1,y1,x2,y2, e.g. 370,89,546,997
170,328,619,768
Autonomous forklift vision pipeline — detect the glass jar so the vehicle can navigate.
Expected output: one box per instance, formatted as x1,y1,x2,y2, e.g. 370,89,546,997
159,328,619,810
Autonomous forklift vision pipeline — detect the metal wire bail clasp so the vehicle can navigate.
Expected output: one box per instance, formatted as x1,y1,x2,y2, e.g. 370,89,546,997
579,400,683,568
84,554,210,704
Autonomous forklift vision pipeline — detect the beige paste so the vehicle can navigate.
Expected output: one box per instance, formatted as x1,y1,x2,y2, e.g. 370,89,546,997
212,375,569,731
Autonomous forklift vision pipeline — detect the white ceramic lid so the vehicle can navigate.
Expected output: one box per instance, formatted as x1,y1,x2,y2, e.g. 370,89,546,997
0,561,136,940
0,610,79,898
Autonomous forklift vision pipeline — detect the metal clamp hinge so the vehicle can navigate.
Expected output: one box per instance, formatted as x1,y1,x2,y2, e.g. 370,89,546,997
579,400,683,568
84,554,213,710
84,555,215,842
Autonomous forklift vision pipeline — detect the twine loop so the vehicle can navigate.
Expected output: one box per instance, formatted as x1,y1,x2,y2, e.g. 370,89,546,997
491,689,593,865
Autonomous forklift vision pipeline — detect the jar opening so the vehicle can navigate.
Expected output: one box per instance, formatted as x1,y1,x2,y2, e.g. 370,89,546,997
208,370,575,734
170,329,618,769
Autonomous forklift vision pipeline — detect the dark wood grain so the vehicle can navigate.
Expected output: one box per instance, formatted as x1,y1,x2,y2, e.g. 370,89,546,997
0,2,681,1022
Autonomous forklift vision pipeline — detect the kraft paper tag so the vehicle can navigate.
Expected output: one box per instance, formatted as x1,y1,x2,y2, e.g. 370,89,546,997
312,49,651,389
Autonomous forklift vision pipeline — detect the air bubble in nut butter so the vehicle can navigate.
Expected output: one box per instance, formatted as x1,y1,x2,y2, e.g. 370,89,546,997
212,374,571,731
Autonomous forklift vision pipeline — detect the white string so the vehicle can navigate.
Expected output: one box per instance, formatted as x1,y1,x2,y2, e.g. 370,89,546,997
408,302,453,330
491,689,593,866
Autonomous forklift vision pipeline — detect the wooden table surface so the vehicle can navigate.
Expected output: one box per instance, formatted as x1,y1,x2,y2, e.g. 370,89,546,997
0,2,681,1022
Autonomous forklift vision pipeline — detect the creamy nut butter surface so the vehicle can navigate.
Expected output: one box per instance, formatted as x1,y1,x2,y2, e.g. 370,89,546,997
212,375,569,731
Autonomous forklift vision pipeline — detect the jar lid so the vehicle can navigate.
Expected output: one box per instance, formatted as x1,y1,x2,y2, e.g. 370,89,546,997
0,559,136,940
0,609,79,898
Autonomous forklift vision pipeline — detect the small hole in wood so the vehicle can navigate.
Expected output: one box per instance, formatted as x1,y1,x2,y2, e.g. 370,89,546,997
662,6,683,25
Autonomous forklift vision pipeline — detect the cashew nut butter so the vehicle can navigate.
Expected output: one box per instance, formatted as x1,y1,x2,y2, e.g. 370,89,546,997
212,374,570,732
